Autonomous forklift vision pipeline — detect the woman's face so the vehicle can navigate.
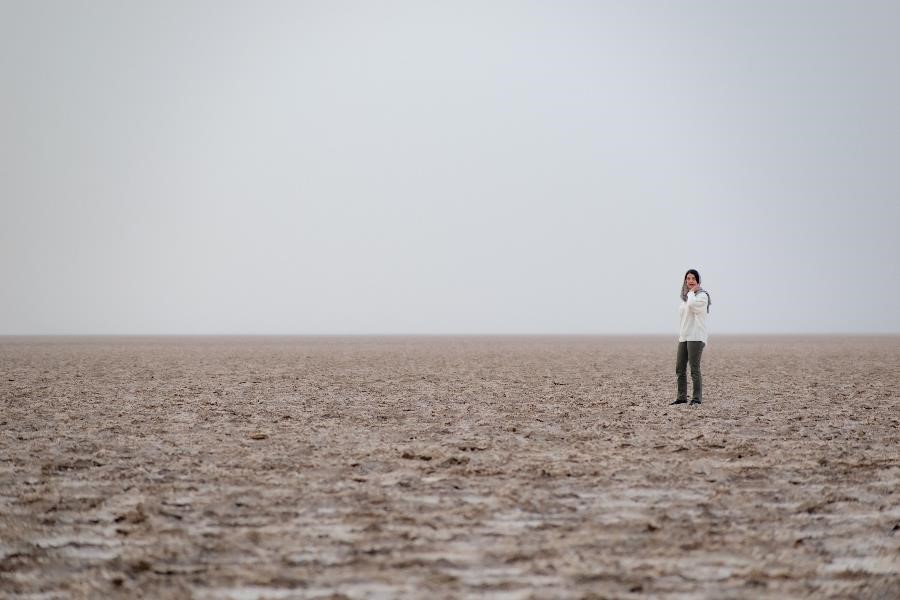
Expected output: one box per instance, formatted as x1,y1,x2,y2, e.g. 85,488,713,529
685,273,698,290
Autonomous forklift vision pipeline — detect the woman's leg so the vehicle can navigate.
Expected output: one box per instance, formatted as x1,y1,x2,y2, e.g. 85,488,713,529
674,342,688,402
687,341,705,403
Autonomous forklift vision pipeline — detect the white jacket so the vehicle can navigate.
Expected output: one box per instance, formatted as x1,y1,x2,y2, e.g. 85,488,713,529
678,290,709,344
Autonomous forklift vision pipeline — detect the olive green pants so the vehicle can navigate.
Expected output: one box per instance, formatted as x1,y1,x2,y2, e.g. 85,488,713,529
675,341,705,402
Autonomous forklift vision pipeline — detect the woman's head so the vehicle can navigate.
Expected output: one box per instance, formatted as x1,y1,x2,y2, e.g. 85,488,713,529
680,269,710,310
681,269,701,299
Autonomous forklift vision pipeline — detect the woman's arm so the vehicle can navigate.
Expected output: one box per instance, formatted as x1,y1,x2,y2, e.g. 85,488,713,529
687,291,708,314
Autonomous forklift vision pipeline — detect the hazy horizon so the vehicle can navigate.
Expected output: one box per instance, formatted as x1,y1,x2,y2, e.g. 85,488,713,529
2,332,899,340
3,1,899,335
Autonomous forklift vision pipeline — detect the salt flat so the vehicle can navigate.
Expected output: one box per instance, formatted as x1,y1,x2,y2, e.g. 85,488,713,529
1,335,898,599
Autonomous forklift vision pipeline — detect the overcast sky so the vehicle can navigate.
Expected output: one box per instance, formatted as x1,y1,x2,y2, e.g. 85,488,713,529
2,1,899,335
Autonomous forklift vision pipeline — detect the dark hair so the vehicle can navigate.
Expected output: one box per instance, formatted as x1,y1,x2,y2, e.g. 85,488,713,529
680,269,710,312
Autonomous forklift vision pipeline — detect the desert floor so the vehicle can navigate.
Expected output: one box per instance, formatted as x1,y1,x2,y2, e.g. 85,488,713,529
1,335,899,599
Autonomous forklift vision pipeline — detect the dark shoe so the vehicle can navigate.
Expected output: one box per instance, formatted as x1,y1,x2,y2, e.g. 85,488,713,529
670,399,688,405
690,399,702,405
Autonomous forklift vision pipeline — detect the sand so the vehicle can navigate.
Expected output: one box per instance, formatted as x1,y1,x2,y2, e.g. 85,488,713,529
1,335,899,599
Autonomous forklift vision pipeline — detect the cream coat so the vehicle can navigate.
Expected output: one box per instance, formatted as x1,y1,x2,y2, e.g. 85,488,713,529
678,290,709,343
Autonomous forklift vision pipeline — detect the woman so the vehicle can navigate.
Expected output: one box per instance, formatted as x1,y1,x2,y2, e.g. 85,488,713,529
672,269,710,406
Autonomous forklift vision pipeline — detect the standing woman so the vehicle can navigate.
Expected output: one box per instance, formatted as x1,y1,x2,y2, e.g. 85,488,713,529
672,269,710,406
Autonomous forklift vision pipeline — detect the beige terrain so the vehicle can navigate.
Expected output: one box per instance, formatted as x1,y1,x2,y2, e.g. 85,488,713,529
1,335,899,599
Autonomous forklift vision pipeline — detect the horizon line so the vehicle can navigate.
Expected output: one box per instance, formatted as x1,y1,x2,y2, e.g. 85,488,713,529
2,332,899,338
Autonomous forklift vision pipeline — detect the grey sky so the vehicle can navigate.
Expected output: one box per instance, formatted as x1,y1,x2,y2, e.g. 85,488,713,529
2,1,899,335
